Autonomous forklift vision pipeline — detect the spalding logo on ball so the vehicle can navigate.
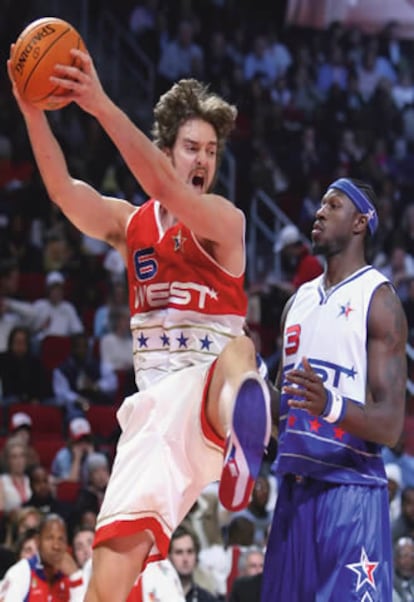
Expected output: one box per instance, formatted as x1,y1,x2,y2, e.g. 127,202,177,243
10,17,87,111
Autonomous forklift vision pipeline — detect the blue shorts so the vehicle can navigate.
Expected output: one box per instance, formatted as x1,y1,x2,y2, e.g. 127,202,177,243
261,475,392,601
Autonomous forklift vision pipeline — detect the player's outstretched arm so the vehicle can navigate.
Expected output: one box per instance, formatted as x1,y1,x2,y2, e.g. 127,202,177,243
50,49,244,248
7,50,133,251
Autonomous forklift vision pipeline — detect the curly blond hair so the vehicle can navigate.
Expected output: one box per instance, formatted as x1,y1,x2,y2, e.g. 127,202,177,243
151,79,237,163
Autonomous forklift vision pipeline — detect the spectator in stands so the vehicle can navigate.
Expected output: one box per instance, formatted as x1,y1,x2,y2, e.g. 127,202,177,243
0,326,49,406
99,307,133,371
237,545,264,577
3,505,42,553
228,546,264,601
181,484,223,551
68,526,95,602
14,527,38,560
392,487,414,543
50,417,95,485
232,475,273,547
244,34,277,89
198,515,256,599
383,431,414,489
229,572,261,602
379,20,407,71
266,29,292,78
169,525,219,601
386,463,403,522
391,70,414,111
5,270,84,345
379,243,414,303
23,464,71,521
52,332,117,420
0,297,21,354
71,526,94,571
157,19,204,94
357,45,396,102
0,212,43,274
128,0,162,64
0,440,31,514
315,44,348,96
93,279,128,338
6,412,40,471
73,452,110,524
392,536,414,601
267,223,323,300
0,513,83,601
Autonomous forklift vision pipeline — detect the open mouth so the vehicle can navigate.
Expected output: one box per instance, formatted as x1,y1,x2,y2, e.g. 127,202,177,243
191,174,205,191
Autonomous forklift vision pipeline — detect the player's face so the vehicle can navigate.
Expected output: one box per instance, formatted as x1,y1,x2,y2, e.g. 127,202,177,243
169,118,218,194
169,535,197,577
311,189,359,256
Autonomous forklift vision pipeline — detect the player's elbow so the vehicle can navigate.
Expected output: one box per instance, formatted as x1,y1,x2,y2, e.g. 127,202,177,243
382,416,404,448
50,177,78,209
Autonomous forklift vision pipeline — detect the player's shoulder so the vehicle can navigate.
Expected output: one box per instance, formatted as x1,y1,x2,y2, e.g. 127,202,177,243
369,282,407,337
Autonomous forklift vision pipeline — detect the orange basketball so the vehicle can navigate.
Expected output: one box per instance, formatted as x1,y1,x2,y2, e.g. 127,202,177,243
10,17,87,111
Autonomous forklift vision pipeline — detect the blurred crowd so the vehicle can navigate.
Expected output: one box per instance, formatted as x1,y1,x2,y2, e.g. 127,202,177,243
1,0,414,599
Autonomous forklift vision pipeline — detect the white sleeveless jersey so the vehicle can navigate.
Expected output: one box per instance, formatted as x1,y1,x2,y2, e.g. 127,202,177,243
276,265,391,485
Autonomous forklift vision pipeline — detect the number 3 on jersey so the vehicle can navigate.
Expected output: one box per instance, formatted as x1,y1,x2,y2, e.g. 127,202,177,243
285,324,301,355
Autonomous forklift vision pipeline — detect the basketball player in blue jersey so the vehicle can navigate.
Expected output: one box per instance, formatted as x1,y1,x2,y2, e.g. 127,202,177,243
261,178,408,601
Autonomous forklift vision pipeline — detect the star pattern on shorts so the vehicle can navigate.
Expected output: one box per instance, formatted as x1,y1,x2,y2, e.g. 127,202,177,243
137,332,149,348
172,229,187,252
346,547,378,592
200,335,213,350
287,414,296,428
333,426,346,440
309,417,322,432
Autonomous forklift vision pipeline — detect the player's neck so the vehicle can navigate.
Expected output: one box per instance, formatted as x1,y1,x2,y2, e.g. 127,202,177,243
324,257,367,289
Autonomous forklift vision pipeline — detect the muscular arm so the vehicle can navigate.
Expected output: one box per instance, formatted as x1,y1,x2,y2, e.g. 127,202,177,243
7,58,134,257
342,283,407,446
22,111,133,252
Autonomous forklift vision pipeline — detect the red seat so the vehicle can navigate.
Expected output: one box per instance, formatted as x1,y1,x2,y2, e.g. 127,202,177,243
40,335,72,373
9,403,64,438
56,480,81,503
85,405,119,441
17,272,45,301
32,436,65,471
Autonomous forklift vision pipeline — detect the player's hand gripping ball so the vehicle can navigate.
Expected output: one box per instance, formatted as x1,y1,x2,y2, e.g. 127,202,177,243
10,17,87,111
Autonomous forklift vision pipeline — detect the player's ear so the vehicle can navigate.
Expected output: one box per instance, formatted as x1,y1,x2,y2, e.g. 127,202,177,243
353,213,368,235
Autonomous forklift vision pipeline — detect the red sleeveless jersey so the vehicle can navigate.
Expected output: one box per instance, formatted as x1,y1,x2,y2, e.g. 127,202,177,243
126,200,247,389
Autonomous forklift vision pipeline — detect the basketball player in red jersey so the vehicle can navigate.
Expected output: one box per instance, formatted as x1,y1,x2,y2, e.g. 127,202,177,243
7,48,271,602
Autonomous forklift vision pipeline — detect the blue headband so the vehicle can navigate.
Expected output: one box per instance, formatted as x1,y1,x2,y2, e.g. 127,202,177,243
328,178,378,235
